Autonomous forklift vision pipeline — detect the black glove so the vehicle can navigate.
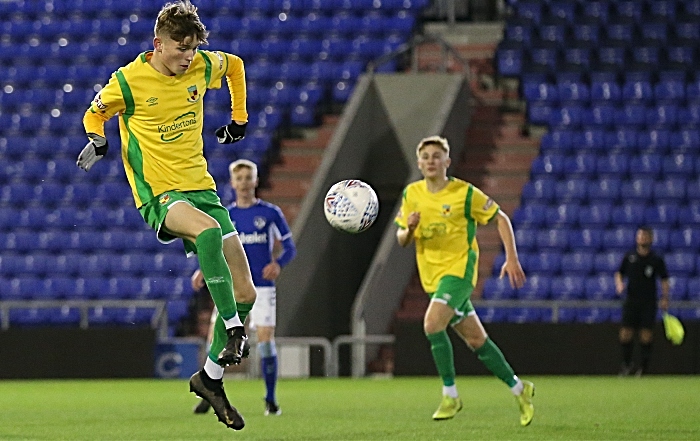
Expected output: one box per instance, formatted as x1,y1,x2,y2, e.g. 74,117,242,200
76,133,109,171
215,121,247,144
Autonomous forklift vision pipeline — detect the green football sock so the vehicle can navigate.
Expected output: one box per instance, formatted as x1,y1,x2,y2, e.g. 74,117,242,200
426,331,456,387
236,302,254,325
475,337,518,387
195,228,237,320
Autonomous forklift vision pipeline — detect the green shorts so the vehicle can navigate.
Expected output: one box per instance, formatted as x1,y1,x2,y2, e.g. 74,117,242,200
429,249,478,325
430,276,475,326
138,190,236,256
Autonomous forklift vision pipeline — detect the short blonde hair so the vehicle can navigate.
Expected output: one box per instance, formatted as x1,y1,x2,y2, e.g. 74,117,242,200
416,135,450,157
155,0,209,44
229,159,258,179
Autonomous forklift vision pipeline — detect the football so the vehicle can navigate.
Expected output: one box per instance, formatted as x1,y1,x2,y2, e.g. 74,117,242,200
324,179,379,234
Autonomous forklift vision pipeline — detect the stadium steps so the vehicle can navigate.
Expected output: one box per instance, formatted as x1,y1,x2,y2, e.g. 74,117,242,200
258,115,339,226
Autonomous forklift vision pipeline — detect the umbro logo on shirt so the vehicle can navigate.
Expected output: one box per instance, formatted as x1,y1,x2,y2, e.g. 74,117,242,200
147,97,158,106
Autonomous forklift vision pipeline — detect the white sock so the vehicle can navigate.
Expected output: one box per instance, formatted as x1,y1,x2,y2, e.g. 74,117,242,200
204,357,224,380
443,385,459,398
510,377,524,396
223,313,243,329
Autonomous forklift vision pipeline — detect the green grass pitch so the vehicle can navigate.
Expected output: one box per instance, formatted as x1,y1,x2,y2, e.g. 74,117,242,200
0,376,698,440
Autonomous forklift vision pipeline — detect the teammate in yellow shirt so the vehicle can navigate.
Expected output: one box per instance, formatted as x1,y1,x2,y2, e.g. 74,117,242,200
76,1,254,430
395,136,535,426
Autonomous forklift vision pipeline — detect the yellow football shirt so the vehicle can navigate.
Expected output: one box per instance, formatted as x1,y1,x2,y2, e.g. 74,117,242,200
395,177,499,293
83,50,247,207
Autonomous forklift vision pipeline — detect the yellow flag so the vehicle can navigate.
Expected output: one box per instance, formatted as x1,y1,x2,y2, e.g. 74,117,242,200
663,313,684,346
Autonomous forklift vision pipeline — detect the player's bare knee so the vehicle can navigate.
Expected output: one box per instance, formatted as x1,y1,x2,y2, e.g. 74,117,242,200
234,284,256,303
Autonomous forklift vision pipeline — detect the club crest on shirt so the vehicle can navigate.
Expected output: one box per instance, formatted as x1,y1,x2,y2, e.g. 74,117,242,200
442,204,451,217
186,85,200,103
159,194,171,205
254,216,266,230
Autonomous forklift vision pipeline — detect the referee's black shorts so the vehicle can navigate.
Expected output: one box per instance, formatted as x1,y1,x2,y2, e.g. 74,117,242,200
622,300,657,329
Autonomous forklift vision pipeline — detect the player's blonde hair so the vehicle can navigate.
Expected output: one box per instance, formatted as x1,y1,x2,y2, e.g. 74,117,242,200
155,1,209,45
416,135,450,157
229,159,258,179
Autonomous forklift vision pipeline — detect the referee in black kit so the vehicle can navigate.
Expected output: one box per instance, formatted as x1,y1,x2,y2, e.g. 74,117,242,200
614,226,670,377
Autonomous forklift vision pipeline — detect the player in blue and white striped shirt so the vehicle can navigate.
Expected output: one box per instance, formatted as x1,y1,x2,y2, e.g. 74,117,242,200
192,159,296,416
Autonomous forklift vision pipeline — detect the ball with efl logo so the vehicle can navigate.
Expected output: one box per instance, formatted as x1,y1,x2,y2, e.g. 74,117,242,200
324,179,379,234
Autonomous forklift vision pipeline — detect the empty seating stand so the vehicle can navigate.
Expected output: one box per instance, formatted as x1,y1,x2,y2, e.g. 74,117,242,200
485,0,700,323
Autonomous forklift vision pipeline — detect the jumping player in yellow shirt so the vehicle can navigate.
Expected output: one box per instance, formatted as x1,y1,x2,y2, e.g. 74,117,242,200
77,1,254,430
395,136,535,426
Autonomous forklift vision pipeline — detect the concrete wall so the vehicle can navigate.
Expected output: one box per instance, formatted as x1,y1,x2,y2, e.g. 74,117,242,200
276,73,471,340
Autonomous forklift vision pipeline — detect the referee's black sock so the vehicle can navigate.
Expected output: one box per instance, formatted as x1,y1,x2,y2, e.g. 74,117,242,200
640,343,652,371
621,341,633,367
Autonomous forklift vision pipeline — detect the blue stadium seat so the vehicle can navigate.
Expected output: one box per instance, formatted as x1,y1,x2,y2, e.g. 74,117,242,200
637,129,670,153
496,46,523,78
536,229,568,250
644,204,679,227
49,306,81,326
590,80,621,103
568,229,602,251
530,153,565,179
582,104,616,128
574,129,606,152
621,81,654,104
669,130,700,153
9,308,51,326
646,104,678,128
514,228,537,252
504,19,532,45
578,202,613,227
663,154,695,178
553,307,576,323
512,203,547,228
688,278,700,302
677,104,700,129
563,153,596,176
655,80,685,103
649,0,676,20
46,277,79,299
572,22,600,43
654,179,686,202
521,178,556,203
651,228,671,252
539,130,572,154
668,276,688,301
593,252,623,275
562,252,595,275
474,307,507,323
611,203,647,226
481,277,517,300
545,204,579,226
629,153,663,179
670,228,700,250
576,307,610,323
585,275,617,300
603,228,636,251
620,178,654,200
516,274,549,300
522,80,558,103
508,307,549,323
596,155,628,177
550,275,585,300
554,178,587,202
573,128,607,153
527,102,553,126
524,251,561,275
665,252,696,276
606,129,637,151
